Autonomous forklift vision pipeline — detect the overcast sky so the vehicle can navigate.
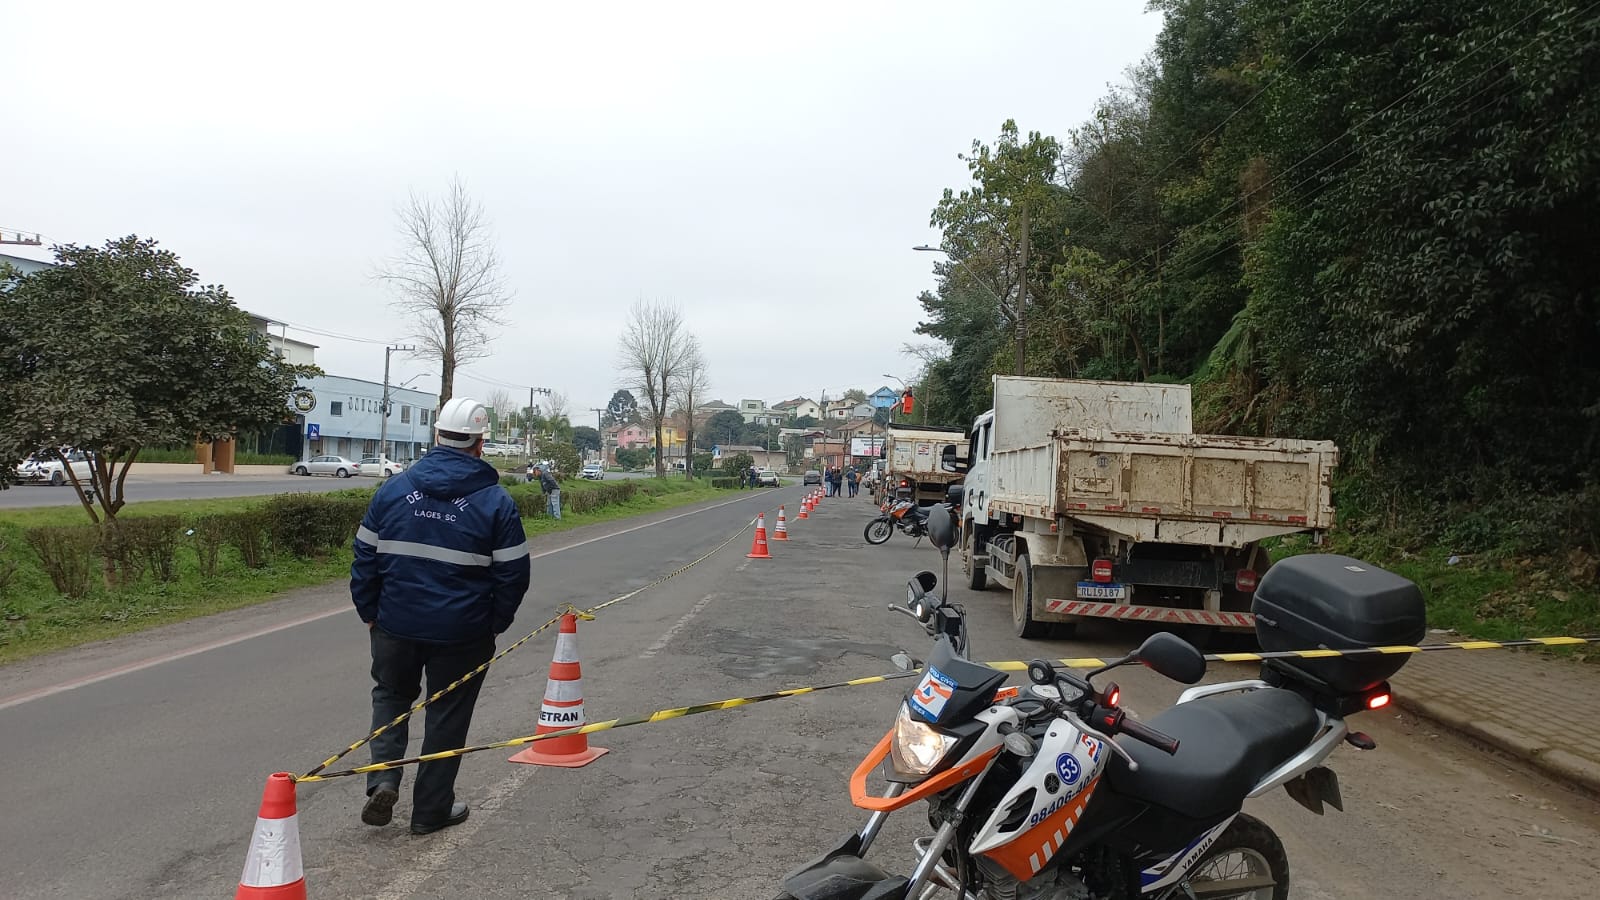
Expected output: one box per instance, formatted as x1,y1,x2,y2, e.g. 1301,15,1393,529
6,1,1162,421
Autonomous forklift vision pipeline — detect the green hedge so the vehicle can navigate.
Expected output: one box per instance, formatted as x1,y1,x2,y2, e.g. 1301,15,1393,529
16,480,664,603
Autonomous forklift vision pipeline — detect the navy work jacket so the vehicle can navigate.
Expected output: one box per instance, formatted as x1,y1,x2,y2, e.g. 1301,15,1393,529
351,446,531,642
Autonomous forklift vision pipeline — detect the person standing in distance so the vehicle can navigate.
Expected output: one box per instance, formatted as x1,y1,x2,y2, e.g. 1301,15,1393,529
351,397,531,835
534,465,561,520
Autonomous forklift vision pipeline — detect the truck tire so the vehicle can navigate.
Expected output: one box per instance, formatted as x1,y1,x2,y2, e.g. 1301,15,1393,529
1012,554,1052,639
963,521,987,591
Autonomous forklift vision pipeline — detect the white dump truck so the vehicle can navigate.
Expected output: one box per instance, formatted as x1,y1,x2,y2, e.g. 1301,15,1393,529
958,376,1338,640
879,424,970,507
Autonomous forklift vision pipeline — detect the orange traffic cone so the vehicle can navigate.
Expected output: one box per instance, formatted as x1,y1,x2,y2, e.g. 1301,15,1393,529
236,773,306,900
509,612,609,768
773,506,789,540
746,513,773,559
797,498,810,519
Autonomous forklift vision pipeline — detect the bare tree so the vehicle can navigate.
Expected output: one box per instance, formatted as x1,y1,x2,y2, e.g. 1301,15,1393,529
380,177,510,406
617,300,690,477
674,336,708,480
544,390,570,423
484,387,514,439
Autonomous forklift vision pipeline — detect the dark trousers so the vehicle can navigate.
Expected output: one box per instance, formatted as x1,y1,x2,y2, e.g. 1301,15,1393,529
368,626,495,824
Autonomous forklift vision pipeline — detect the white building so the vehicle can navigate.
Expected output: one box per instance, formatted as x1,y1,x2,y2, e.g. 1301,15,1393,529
739,399,784,426
246,312,319,366
294,375,439,463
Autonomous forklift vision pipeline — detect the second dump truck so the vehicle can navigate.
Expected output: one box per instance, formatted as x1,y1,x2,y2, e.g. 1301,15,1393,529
959,376,1338,640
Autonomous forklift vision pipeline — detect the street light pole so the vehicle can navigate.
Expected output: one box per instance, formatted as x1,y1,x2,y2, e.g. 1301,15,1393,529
380,344,416,461
914,242,1025,376
590,407,605,463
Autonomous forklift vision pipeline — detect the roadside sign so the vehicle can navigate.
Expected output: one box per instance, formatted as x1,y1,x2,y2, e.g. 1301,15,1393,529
307,423,321,440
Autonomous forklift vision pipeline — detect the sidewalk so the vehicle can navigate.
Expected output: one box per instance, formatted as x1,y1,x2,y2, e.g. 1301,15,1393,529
1392,643,1600,794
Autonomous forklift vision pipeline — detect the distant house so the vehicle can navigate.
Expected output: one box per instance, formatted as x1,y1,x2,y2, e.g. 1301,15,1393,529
773,397,823,421
606,423,649,462
827,400,874,420
697,399,737,415
869,386,900,410
738,399,784,426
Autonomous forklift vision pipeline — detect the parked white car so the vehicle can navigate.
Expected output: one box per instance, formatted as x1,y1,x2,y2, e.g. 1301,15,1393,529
358,456,404,478
15,449,94,486
482,442,520,458
580,463,605,480
289,455,358,478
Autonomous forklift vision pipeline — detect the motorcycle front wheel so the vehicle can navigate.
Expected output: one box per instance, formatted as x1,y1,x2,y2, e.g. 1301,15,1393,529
1181,813,1289,900
864,518,894,544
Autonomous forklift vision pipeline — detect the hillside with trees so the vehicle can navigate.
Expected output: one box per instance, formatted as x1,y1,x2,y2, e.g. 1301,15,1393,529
913,0,1600,568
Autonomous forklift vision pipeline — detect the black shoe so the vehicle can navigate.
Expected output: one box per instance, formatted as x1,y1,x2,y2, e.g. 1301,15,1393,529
411,802,470,835
361,786,399,826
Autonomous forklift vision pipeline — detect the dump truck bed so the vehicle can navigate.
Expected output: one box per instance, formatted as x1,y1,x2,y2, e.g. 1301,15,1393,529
988,429,1337,546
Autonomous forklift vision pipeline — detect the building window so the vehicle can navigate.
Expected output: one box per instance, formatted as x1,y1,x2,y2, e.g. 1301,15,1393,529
330,401,343,416
421,409,430,427
401,405,411,424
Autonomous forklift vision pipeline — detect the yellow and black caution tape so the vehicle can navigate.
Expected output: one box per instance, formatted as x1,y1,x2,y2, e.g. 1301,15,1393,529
295,633,1599,782
295,669,921,782
301,500,785,779
978,635,1600,672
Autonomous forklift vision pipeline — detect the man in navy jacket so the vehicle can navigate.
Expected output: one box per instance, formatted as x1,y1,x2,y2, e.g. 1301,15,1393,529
351,397,531,835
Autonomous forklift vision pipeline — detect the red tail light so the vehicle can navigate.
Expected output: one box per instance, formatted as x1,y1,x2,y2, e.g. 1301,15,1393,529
1367,693,1391,710
1092,559,1113,583
1234,569,1258,592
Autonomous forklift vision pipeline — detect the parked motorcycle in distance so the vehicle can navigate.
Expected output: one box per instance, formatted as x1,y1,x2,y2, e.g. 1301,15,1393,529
865,497,929,545
780,503,1426,899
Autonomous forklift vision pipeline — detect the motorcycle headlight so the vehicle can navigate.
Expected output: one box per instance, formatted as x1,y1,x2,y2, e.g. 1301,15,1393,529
891,704,958,777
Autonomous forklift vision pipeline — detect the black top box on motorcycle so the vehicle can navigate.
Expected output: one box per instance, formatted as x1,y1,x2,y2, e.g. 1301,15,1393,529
1252,554,1426,694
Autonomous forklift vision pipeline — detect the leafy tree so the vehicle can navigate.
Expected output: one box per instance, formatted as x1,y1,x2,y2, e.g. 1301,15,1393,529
0,237,317,527
739,422,776,448
720,452,755,479
602,389,640,427
571,426,601,454
841,388,868,403
543,442,581,479
615,447,651,470
792,414,820,429
704,409,746,446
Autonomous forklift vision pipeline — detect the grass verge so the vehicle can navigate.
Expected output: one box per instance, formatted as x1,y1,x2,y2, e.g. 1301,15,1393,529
1270,532,1600,661
0,477,734,665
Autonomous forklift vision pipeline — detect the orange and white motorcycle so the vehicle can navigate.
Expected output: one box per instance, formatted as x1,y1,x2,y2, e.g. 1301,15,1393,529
778,505,1415,900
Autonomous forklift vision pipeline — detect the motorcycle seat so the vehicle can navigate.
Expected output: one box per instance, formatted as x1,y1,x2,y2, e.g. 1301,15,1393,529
1107,688,1319,820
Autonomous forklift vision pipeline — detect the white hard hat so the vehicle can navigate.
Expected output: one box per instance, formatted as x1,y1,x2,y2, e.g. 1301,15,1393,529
435,397,490,448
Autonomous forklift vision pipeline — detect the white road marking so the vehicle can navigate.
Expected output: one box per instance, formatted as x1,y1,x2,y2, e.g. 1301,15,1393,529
639,595,716,660
370,766,537,900
0,491,769,711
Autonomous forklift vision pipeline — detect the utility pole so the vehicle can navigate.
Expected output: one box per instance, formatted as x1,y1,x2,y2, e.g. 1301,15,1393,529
590,407,605,463
1015,200,1029,377
526,386,552,459
0,230,43,246
380,344,415,461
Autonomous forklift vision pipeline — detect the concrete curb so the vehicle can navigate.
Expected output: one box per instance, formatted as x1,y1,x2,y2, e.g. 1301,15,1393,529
1393,690,1600,797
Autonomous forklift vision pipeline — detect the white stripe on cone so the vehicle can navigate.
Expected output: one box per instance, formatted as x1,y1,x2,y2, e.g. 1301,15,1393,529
240,815,304,887
553,631,578,664
544,677,584,702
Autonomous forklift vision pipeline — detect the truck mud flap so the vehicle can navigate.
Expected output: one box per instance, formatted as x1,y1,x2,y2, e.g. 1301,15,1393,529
779,833,909,900
1040,599,1255,629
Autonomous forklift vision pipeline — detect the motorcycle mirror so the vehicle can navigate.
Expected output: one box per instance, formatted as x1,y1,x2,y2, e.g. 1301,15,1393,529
1132,632,1208,684
891,652,917,672
926,504,956,552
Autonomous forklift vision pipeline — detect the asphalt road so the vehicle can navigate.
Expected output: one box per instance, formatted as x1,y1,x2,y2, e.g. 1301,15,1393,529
0,470,662,509
2,488,1597,898
0,474,365,508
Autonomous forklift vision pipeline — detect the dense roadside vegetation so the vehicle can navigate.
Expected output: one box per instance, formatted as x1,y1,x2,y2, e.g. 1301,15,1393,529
912,0,1599,643
0,478,735,664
